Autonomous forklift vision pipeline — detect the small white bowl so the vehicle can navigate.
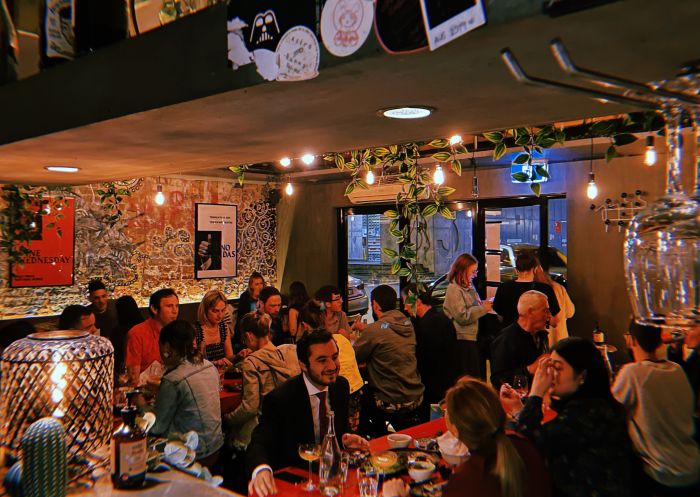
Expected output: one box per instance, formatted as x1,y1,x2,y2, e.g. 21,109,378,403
408,461,435,482
387,433,412,449
441,451,469,467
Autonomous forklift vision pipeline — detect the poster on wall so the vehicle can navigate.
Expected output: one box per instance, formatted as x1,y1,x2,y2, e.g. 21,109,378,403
10,197,75,287
195,203,237,279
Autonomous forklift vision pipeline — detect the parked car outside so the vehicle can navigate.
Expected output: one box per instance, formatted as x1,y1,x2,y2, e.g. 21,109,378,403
347,275,369,317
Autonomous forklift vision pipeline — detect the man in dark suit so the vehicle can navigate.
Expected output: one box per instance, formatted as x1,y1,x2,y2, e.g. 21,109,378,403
246,329,368,496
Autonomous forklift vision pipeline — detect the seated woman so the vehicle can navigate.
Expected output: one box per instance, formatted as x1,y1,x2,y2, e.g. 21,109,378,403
501,337,634,497
384,377,550,497
196,289,236,367
224,312,300,449
148,320,223,465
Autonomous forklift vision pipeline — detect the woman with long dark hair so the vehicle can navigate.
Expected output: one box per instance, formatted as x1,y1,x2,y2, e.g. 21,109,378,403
113,295,144,383
149,320,223,467
287,281,310,340
501,337,634,497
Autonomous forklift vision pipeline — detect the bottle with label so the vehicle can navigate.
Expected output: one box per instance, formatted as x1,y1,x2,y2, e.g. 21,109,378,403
0,0,18,84
39,0,74,68
111,392,147,489
319,410,342,496
592,322,605,346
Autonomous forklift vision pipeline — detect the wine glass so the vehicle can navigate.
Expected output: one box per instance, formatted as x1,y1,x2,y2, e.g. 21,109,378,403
298,443,320,491
513,375,529,399
340,451,350,485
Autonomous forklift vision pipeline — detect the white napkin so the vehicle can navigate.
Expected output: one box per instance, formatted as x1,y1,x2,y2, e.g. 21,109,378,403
437,431,469,457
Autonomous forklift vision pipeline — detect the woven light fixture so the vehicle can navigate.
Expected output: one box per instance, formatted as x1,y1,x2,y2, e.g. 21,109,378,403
0,331,113,458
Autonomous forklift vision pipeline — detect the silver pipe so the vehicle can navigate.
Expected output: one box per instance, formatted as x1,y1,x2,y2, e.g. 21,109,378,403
500,49,661,110
550,39,700,106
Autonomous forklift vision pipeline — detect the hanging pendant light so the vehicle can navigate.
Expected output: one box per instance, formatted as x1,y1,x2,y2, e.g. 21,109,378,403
366,169,375,185
644,135,657,166
433,164,445,185
154,178,165,205
586,137,598,200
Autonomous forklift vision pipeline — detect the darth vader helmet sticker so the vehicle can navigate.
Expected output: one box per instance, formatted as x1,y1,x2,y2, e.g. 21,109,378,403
320,0,374,57
275,26,320,81
227,0,317,82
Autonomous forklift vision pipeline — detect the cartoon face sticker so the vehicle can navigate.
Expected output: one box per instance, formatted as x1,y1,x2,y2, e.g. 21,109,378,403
333,0,363,32
249,10,280,49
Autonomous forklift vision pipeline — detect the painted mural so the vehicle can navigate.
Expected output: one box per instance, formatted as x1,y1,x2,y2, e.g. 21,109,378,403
0,177,277,319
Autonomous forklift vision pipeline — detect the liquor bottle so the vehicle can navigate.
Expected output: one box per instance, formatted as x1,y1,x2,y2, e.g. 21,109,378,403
592,323,605,346
39,0,74,68
73,1,128,56
111,393,147,489
319,410,342,497
0,0,18,84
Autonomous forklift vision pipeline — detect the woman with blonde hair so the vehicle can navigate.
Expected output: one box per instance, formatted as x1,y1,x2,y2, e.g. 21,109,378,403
196,289,235,367
534,265,574,348
383,377,550,497
443,253,492,377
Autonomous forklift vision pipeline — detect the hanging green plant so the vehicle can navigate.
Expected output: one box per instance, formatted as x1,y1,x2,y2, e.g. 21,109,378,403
483,112,663,196
228,164,251,185
95,181,133,227
0,185,74,275
325,138,464,291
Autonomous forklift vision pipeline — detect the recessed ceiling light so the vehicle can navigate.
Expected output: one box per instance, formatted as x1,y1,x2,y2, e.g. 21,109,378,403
379,106,435,120
301,154,315,165
45,166,80,173
280,157,291,167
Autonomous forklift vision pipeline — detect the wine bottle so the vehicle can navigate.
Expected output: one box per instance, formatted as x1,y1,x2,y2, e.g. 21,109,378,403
319,410,341,497
111,394,147,489
39,0,74,68
0,0,18,84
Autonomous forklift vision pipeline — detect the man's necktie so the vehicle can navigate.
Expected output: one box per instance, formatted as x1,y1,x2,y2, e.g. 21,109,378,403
317,391,328,438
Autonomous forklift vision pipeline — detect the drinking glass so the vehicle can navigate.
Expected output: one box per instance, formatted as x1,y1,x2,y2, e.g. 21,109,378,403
357,466,378,497
298,443,321,491
117,364,129,387
340,452,350,484
513,375,529,398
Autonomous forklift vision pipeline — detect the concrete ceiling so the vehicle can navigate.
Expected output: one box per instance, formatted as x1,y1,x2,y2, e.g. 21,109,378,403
0,0,697,185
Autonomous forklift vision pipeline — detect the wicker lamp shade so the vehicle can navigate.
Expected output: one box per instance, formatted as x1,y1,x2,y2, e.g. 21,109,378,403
0,331,114,459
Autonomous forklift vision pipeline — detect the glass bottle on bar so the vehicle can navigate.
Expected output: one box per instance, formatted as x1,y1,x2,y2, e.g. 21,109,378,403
111,392,147,489
39,0,74,68
1,0,19,83
319,410,341,496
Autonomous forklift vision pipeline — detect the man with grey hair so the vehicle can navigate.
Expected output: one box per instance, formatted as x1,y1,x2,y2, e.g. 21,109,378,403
490,290,551,389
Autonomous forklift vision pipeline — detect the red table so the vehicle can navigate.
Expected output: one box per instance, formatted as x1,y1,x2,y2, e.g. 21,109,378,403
269,418,448,497
220,379,243,415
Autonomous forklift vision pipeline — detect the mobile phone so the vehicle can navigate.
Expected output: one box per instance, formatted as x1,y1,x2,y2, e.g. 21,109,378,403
275,470,307,485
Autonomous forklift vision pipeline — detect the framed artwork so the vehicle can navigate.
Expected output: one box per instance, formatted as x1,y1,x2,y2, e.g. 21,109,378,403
195,203,238,279
10,197,75,287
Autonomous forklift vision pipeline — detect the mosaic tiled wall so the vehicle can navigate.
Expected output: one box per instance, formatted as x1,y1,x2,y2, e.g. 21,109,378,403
0,177,277,319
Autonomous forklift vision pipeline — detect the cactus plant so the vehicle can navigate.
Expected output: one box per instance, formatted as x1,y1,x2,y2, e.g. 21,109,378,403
20,418,67,497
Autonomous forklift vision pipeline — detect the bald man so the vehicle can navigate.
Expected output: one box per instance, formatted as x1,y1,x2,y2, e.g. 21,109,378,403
490,290,551,389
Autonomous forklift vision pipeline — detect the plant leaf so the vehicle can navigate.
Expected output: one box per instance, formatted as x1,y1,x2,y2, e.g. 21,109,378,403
382,247,399,258
535,165,550,179
429,139,449,148
391,260,401,274
483,131,503,143
422,204,438,218
398,268,412,277
437,186,456,196
513,153,530,164
344,183,356,196
590,120,614,136
606,144,618,162
530,183,541,196
494,142,507,160
613,133,637,146
451,159,462,176
511,172,529,182
384,209,399,219
431,151,451,162
438,206,455,219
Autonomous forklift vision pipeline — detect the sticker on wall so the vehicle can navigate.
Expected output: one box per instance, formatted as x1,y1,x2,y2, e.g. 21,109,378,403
276,26,320,81
419,0,486,51
227,0,317,82
320,0,374,57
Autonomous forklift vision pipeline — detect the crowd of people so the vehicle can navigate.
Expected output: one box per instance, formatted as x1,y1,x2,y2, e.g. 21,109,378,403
1,250,699,497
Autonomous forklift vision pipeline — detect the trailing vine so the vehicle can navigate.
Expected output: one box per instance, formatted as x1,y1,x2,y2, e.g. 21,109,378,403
483,112,663,195
228,164,251,185
95,182,133,227
325,139,465,292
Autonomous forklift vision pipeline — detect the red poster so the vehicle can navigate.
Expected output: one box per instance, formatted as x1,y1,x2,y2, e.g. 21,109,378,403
10,198,75,287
